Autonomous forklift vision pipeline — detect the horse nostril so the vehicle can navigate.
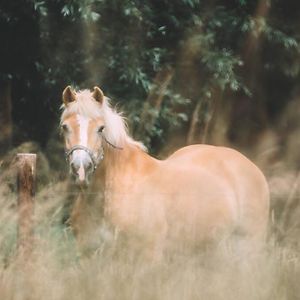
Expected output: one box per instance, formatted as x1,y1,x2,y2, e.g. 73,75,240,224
70,162,77,174
87,162,93,172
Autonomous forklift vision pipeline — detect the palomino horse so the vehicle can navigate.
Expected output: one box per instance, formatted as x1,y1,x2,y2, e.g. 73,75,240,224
60,86,269,257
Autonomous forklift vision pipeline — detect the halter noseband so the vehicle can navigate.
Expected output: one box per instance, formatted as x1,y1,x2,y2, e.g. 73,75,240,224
65,145,102,171
65,135,123,171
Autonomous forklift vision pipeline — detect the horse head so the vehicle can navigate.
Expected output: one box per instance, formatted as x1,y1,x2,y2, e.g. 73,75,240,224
60,86,109,186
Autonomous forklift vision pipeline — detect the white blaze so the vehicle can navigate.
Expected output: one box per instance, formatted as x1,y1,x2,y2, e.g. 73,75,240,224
77,114,89,146
78,164,86,182
74,114,90,181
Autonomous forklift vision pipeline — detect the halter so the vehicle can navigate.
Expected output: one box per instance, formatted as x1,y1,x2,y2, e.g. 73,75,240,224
65,135,123,171
65,145,102,171
101,135,123,150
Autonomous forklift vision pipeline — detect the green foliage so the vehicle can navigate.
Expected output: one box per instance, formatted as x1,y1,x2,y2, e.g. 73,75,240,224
0,0,299,149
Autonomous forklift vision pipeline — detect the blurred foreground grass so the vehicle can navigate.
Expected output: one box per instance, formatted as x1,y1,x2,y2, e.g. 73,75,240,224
0,142,300,300
0,208,299,300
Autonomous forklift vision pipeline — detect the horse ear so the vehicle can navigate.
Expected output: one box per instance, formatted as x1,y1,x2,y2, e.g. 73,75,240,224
62,86,76,106
92,86,104,104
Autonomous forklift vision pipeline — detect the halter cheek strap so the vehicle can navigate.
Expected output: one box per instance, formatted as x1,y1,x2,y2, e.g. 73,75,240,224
101,134,123,150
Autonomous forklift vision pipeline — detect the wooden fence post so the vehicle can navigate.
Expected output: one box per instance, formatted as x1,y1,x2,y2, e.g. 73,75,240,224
17,153,36,256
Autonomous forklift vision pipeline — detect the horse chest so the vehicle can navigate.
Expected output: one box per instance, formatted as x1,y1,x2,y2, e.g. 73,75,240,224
104,187,167,236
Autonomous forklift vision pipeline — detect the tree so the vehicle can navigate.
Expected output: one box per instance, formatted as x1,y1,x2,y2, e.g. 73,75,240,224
0,0,299,153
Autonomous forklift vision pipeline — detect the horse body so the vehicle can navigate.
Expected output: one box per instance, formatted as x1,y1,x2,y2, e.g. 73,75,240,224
60,87,269,255
96,144,269,250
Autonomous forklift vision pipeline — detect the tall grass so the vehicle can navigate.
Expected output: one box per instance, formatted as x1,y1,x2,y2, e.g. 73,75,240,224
1,144,300,300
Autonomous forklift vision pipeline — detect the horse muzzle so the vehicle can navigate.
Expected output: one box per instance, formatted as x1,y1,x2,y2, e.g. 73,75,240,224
65,145,103,186
70,152,94,186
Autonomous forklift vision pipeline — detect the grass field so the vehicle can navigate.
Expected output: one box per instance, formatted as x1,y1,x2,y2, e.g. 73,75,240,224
0,143,300,300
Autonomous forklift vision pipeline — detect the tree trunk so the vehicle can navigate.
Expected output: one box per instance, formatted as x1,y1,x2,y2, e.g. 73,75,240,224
186,101,202,145
203,89,232,146
0,80,12,154
136,68,173,139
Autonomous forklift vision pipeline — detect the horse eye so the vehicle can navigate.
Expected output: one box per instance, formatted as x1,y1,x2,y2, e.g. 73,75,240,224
97,126,105,134
61,124,69,133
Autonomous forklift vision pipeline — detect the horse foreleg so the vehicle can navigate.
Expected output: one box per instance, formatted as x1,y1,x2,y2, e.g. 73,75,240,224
70,192,97,255
142,223,168,264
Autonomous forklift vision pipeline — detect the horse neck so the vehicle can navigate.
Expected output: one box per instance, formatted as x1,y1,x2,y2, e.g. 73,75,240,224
101,143,157,190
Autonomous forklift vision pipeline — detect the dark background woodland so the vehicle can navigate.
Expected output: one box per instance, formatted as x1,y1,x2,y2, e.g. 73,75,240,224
1,0,300,162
